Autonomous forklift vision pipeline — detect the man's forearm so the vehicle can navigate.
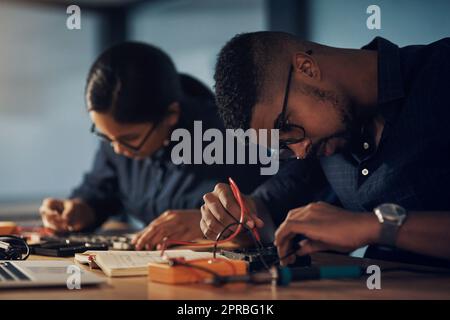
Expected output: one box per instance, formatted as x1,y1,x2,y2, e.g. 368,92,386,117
396,211,450,260
366,211,450,260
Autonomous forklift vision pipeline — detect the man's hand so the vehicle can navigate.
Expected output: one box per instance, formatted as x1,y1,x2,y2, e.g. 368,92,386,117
132,209,204,250
200,183,264,240
39,198,96,232
274,202,380,266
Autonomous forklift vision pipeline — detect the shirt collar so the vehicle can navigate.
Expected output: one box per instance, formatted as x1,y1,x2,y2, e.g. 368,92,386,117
347,37,405,161
362,37,405,107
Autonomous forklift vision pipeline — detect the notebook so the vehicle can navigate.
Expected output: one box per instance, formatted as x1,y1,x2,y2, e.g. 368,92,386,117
75,250,223,277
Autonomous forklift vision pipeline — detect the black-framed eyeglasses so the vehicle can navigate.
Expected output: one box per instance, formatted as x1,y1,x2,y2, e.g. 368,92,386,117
274,50,312,150
90,123,157,153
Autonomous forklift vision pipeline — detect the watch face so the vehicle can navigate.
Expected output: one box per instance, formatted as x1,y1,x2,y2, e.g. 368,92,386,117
378,203,406,223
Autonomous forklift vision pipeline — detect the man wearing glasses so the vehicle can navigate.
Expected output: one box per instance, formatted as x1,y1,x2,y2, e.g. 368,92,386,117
200,32,450,267
39,42,265,250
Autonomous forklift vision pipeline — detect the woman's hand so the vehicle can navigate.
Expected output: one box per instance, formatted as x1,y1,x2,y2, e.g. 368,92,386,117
132,209,204,250
39,197,96,232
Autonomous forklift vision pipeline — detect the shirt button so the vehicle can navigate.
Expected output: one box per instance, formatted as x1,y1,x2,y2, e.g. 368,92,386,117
362,168,369,176
363,142,370,150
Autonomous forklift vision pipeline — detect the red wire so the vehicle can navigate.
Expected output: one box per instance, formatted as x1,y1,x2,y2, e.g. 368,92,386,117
160,177,257,255
229,178,261,243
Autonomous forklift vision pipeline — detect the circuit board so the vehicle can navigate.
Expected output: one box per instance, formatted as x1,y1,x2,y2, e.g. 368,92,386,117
220,245,311,271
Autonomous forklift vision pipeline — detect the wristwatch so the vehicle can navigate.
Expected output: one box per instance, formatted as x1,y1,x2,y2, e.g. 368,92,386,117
373,203,408,247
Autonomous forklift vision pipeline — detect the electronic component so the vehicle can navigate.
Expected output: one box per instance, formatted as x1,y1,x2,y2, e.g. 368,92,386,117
30,240,108,257
61,234,135,250
29,232,136,257
220,245,311,272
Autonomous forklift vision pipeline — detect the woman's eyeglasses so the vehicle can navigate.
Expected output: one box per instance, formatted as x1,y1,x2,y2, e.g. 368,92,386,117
90,123,157,153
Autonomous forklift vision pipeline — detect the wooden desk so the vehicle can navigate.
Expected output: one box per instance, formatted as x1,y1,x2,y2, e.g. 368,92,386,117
1,252,449,300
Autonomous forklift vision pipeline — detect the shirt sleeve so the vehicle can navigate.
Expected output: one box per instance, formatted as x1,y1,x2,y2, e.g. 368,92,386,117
251,158,335,226
70,142,124,228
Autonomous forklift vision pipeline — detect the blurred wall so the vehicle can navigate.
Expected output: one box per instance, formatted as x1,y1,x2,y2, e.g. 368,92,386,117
307,0,450,47
129,0,267,88
0,2,99,202
0,0,267,205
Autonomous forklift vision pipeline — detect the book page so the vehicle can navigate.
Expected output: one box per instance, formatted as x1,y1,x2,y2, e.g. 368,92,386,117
94,250,220,269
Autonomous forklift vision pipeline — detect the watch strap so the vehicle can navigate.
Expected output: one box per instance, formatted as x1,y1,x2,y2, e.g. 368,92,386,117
378,221,399,247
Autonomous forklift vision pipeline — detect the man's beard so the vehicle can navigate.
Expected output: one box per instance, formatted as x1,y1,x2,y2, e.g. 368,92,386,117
308,89,360,158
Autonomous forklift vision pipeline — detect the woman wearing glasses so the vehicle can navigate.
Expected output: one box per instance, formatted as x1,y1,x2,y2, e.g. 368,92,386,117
39,42,265,250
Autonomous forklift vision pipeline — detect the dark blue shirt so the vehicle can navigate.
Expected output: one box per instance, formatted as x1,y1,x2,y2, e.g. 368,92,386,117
253,37,450,266
71,75,267,228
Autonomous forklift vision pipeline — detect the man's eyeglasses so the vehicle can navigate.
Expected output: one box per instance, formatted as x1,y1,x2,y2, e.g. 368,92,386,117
273,50,312,156
90,123,157,153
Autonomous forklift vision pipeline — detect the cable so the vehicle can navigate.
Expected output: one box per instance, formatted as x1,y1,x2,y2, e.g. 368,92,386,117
159,177,256,256
213,222,241,259
270,234,311,267
0,235,30,260
241,224,271,271
211,218,271,271
271,248,299,267
229,177,262,244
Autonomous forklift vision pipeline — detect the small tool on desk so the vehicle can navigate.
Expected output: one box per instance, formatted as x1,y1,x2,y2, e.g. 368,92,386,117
205,265,364,286
220,244,311,272
30,240,108,257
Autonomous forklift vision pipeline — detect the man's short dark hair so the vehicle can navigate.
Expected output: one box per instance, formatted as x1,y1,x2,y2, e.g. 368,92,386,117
214,31,299,130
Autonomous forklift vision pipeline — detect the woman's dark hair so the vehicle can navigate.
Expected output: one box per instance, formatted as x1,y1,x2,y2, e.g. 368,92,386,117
85,42,183,124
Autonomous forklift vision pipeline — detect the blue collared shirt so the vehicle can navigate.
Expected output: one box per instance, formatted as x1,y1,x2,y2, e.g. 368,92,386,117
253,37,450,266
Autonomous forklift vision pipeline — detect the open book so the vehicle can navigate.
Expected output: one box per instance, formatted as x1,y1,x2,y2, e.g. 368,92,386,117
75,250,223,277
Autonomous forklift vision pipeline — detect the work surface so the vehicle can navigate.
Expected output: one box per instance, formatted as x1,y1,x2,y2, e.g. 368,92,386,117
1,252,450,299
